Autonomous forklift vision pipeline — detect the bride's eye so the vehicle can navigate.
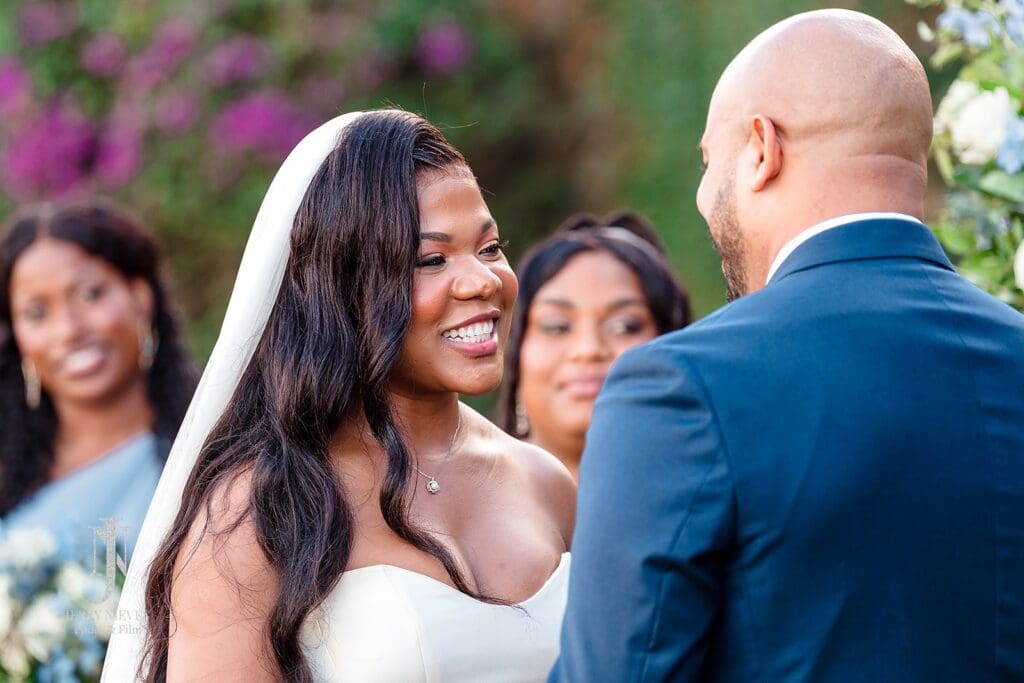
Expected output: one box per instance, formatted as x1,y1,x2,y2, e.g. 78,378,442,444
480,239,509,258
416,254,446,268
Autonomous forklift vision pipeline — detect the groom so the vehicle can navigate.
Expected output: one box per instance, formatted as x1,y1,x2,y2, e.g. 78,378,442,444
551,9,1024,683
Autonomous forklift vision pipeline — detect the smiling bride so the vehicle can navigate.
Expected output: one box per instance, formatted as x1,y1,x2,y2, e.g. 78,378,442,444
101,110,576,682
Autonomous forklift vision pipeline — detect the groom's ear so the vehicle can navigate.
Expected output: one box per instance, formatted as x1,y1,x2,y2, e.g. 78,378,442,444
747,115,783,192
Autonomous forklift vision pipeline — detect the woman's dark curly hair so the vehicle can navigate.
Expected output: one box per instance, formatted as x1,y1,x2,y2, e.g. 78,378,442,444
142,110,503,682
0,200,198,514
496,210,692,438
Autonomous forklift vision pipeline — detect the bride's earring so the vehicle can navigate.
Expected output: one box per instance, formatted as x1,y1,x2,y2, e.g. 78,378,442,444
138,321,158,372
515,398,530,437
22,358,41,410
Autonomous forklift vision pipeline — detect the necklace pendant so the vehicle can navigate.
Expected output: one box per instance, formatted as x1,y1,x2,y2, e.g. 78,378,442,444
426,479,441,494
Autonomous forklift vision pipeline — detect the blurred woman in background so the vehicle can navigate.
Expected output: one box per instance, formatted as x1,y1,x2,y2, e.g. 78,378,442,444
498,212,691,480
0,200,197,558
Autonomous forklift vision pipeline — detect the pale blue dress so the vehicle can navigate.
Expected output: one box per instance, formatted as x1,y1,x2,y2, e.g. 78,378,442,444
2,432,164,563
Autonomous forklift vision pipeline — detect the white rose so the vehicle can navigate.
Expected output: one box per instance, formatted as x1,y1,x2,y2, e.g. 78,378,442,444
56,563,95,603
0,528,58,570
1015,241,1024,293
90,590,120,639
0,575,13,643
935,80,981,134
17,597,65,662
950,87,1015,165
0,639,30,680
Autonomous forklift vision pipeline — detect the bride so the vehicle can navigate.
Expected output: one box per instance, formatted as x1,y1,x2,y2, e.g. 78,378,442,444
101,110,576,682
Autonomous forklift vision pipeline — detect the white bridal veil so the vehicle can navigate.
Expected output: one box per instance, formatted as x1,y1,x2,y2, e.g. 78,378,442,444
101,112,365,681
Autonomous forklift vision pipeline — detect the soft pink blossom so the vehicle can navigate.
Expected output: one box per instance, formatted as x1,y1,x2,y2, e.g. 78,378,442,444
415,22,474,75
19,3,77,48
154,90,199,135
81,34,127,77
0,58,31,117
126,20,197,90
94,127,142,188
204,35,274,87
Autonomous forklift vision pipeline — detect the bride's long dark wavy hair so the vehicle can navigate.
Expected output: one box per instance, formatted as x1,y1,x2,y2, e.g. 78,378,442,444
142,111,493,682
0,202,197,514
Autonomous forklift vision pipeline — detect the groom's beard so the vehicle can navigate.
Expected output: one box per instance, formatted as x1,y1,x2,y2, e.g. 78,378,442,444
708,174,748,302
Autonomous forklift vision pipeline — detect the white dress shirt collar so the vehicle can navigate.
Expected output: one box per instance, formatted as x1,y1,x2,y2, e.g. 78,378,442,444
765,212,923,285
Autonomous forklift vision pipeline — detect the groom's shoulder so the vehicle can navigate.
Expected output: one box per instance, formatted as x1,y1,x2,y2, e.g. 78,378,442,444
612,284,813,389
650,285,792,354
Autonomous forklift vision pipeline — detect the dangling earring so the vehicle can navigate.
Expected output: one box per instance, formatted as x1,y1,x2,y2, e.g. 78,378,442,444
515,399,530,437
138,321,158,372
22,358,41,410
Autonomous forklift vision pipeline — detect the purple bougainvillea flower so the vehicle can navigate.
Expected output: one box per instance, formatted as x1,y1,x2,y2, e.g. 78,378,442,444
94,126,142,188
155,90,199,135
299,76,345,114
151,19,197,64
0,58,31,117
415,22,474,75
81,33,127,77
19,2,77,48
127,19,197,89
204,35,274,87
3,103,95,199
211,90,317,159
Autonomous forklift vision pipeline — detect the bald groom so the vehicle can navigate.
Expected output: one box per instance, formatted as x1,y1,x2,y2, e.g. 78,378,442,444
551,10,1024,682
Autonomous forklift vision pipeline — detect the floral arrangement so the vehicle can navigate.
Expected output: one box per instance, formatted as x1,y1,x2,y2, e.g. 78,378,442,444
910,0,1024,309
0,526,120,683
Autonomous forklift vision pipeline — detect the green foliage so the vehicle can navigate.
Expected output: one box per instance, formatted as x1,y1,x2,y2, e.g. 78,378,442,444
602,0,912,316
908,0,1024,309
0,0,579,363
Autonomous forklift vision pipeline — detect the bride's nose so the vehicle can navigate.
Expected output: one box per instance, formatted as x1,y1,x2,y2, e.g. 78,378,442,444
451,259,501,300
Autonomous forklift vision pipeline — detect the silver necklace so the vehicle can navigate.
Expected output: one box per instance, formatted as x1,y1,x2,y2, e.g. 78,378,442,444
413,412,461,494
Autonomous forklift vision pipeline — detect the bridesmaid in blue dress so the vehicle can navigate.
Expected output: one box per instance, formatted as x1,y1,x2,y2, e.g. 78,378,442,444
0,200,197,562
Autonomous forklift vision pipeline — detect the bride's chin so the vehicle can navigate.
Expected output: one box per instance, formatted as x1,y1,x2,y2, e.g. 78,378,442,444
450,367,503,396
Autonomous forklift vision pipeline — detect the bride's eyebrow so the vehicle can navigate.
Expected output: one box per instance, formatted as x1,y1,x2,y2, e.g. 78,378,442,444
420,219,497,243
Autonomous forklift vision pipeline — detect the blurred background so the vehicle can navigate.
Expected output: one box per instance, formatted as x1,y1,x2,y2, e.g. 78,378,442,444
0,0,949,361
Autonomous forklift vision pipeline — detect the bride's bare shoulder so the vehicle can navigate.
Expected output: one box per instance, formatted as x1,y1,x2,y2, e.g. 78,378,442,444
466,406,577,546
174,466,276,600
167,467,281,681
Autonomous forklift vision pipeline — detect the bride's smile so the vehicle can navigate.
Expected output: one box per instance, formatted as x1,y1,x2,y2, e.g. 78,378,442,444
440,311,500,355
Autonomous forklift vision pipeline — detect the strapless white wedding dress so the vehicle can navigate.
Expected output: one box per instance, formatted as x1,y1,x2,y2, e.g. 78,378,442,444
300,552,570,682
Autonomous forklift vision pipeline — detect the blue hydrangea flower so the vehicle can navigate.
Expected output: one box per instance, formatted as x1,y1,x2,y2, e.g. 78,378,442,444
938,8,1001,48
1007,16,1024,45
1003,0,1024,16
78,639,103,673
997,116,1024,174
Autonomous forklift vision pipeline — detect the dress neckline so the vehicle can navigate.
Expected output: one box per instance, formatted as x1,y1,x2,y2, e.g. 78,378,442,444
341,551,570,606
48,430,155,483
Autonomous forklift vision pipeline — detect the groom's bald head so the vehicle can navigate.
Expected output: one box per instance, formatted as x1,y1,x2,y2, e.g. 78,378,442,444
697,9,933,299
711,9,932,163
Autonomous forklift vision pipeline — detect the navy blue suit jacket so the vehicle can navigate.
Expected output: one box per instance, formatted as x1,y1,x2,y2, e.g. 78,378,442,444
551,219,1024,682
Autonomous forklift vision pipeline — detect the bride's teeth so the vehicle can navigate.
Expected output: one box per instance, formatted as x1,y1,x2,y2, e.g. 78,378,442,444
443,319,496,342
